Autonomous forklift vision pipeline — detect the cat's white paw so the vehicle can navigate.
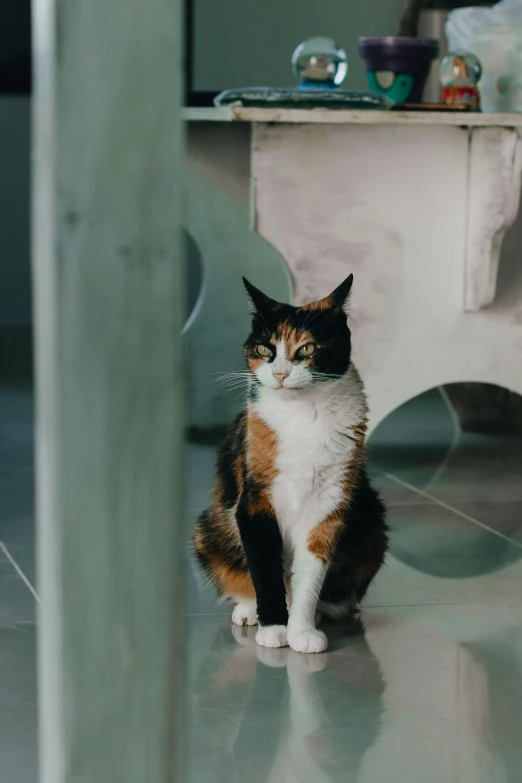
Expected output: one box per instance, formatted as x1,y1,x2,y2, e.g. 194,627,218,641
232,602,258,626
255,625,288,649
288,628,328,654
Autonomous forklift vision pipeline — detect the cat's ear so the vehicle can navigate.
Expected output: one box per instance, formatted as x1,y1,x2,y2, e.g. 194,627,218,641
329,274,354,313
242,277,278,315
310,274,353,314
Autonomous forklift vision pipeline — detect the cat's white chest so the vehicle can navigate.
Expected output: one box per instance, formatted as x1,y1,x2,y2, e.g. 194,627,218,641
273,410,345,532
253,372,366,540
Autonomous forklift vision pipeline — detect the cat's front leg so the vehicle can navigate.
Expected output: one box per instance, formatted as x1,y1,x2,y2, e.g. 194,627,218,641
287,544,329,654
236,492,289,648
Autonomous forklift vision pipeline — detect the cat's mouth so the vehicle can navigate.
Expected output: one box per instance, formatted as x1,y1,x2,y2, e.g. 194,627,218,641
254,375,309,392
273,381,305,392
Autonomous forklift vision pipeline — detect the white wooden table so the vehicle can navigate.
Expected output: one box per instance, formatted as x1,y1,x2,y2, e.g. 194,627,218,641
185,108,522,431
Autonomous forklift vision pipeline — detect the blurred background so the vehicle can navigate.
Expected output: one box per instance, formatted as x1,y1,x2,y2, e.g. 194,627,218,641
2,1,522,781
187,0,407,103
0,0,31,381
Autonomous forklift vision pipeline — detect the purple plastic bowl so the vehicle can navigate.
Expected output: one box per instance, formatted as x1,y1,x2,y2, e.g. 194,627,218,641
359,37,440,103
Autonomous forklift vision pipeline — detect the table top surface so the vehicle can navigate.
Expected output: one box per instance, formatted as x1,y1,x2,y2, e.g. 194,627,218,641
184,106,522,127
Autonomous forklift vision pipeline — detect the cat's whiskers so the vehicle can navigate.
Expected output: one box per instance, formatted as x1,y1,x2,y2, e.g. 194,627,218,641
213,378,251,395
208,372,251,388
232,389,249,402
213,381,250,392
216,382,250,393
206,371,251,378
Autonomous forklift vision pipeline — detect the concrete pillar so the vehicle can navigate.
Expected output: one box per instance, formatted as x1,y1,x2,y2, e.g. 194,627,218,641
32,0,185,780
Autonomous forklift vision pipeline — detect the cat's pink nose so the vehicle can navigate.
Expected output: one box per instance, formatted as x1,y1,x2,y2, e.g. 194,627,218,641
273,371,289,385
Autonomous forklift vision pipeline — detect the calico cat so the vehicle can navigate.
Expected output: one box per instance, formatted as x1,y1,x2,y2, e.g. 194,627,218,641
193,275,388,653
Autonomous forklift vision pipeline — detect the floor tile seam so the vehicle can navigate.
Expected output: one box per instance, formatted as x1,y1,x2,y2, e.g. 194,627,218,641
0,542,40,604
185,597,521,618
380,471,522,551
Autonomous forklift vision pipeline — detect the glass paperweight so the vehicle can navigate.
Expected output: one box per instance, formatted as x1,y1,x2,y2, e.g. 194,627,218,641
439,51,482,111
291,36,348,89
440,51,482,88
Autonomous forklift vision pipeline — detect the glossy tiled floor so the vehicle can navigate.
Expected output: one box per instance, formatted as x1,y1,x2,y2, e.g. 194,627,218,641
1,384,522,781
0,385,37,783
187,390,522,783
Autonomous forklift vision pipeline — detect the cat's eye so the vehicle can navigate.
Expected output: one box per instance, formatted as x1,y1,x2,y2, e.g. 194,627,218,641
256,344,273,358
297,343,316,359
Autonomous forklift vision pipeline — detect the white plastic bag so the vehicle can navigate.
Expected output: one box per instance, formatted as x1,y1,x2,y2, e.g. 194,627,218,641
446,0,522,112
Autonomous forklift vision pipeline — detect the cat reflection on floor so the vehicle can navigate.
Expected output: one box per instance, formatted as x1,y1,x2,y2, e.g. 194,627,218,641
191,617,385,783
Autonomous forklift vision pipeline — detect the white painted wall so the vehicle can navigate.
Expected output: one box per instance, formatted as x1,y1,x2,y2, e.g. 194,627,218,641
193,0,408,93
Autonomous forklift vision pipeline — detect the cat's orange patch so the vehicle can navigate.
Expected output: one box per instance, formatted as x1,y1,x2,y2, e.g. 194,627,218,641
308,510,344,564
279,323,300,345
248,489,275,517
300,293,335,312
246,355,264,373
212,474,223,505
308,416,368,563
278,324,314,359
221,513,243,549
194,506,243,559
212,556,256,600
193,512,252,598
233,452,244,496
247,408,278,484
